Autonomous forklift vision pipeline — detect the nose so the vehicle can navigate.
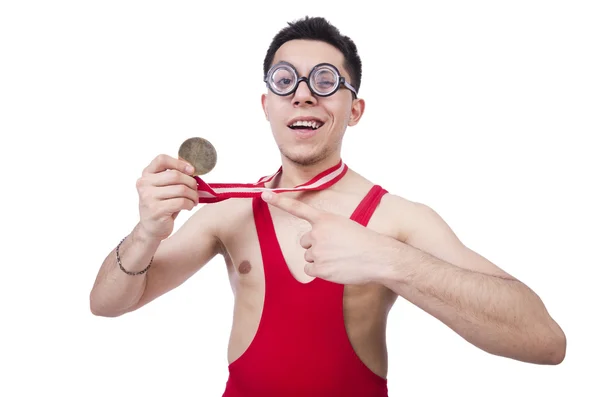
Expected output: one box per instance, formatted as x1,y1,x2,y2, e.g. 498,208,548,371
292,79,316,107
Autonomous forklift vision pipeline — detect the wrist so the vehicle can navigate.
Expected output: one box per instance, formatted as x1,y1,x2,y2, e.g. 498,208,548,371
133,223,162,249
112,224,161,276
375,238,419,286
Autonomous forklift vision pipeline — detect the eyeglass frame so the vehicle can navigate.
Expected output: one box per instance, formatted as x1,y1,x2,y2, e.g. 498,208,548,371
263,61,358,98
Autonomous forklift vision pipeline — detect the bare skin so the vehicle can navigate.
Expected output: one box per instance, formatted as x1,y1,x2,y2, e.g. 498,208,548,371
90,38,566,383
219,169,398,378
89,163,398,377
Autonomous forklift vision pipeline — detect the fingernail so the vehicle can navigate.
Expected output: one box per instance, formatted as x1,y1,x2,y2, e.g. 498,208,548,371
262,191,273,201
186,165,194,174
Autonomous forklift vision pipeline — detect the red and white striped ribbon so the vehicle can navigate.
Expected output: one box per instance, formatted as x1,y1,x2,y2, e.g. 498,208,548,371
194,160,348,203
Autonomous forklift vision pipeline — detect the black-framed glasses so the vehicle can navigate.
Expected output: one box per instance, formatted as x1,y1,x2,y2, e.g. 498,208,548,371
264,61,358,98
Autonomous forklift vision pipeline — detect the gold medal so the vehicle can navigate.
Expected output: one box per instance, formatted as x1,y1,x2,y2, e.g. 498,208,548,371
178,137,217,175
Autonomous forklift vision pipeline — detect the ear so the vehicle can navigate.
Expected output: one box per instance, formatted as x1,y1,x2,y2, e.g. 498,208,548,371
348,98,365,127
261,93,269,121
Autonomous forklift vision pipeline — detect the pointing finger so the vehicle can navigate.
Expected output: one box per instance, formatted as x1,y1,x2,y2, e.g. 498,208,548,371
261,192,322,224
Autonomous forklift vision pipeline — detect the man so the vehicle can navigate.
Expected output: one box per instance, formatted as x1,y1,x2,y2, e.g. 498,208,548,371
90,16,566,396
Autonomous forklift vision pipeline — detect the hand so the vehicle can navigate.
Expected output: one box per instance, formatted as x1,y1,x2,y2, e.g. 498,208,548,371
136,154,199,241
261,191,397,285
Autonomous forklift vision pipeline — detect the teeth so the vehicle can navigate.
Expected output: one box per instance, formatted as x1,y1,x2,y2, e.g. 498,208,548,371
289,120,323,129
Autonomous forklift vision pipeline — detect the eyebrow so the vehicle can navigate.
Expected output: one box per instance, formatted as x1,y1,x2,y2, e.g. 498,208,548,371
275,60,341,73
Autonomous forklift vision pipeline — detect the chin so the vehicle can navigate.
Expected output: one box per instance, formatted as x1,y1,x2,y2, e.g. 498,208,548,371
280,146,332,166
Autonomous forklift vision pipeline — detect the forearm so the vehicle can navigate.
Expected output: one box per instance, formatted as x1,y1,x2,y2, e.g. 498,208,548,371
89,223,160,317
378,243,565,364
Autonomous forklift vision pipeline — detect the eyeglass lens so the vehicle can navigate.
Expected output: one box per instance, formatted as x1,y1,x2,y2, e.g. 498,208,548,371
269,64,338,96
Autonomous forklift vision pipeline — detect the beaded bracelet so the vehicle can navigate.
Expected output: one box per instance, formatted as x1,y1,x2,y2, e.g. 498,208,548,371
116,237,153,276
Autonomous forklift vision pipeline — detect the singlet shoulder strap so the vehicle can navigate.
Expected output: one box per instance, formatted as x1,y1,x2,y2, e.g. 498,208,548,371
350,185,388,226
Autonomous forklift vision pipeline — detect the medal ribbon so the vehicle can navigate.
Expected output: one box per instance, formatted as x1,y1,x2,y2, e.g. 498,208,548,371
194,160,348,203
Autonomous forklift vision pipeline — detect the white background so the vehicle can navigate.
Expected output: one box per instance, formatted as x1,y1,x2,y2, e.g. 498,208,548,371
1,1,598,396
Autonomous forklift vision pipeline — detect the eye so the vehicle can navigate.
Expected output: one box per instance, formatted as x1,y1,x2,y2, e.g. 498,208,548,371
316,80,334,87
312,68,337,91
271,67,295,91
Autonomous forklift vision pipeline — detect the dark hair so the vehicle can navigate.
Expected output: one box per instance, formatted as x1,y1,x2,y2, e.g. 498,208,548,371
263,16,362,94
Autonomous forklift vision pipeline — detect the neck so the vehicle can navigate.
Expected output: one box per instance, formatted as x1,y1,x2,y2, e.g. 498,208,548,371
276,154,342,188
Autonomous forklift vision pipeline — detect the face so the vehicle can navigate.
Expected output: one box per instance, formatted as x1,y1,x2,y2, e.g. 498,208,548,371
261,39,365,166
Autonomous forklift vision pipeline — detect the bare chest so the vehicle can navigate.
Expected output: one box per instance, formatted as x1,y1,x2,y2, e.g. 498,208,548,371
219,195,398,324
217,196,398,376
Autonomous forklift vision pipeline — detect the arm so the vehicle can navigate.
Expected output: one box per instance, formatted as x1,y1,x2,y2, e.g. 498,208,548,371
258,191,566,365
89,204,221,317
90,154,221,317
378,199,566,365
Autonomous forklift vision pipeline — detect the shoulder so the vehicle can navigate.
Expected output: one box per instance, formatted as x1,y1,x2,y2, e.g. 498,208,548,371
342,167,432,222
339,169,436,240
380,193,440,226
370,186,449,244
185,197,255,245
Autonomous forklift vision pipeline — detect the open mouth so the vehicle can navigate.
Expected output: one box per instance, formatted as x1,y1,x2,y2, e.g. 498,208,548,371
287,119,324,131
